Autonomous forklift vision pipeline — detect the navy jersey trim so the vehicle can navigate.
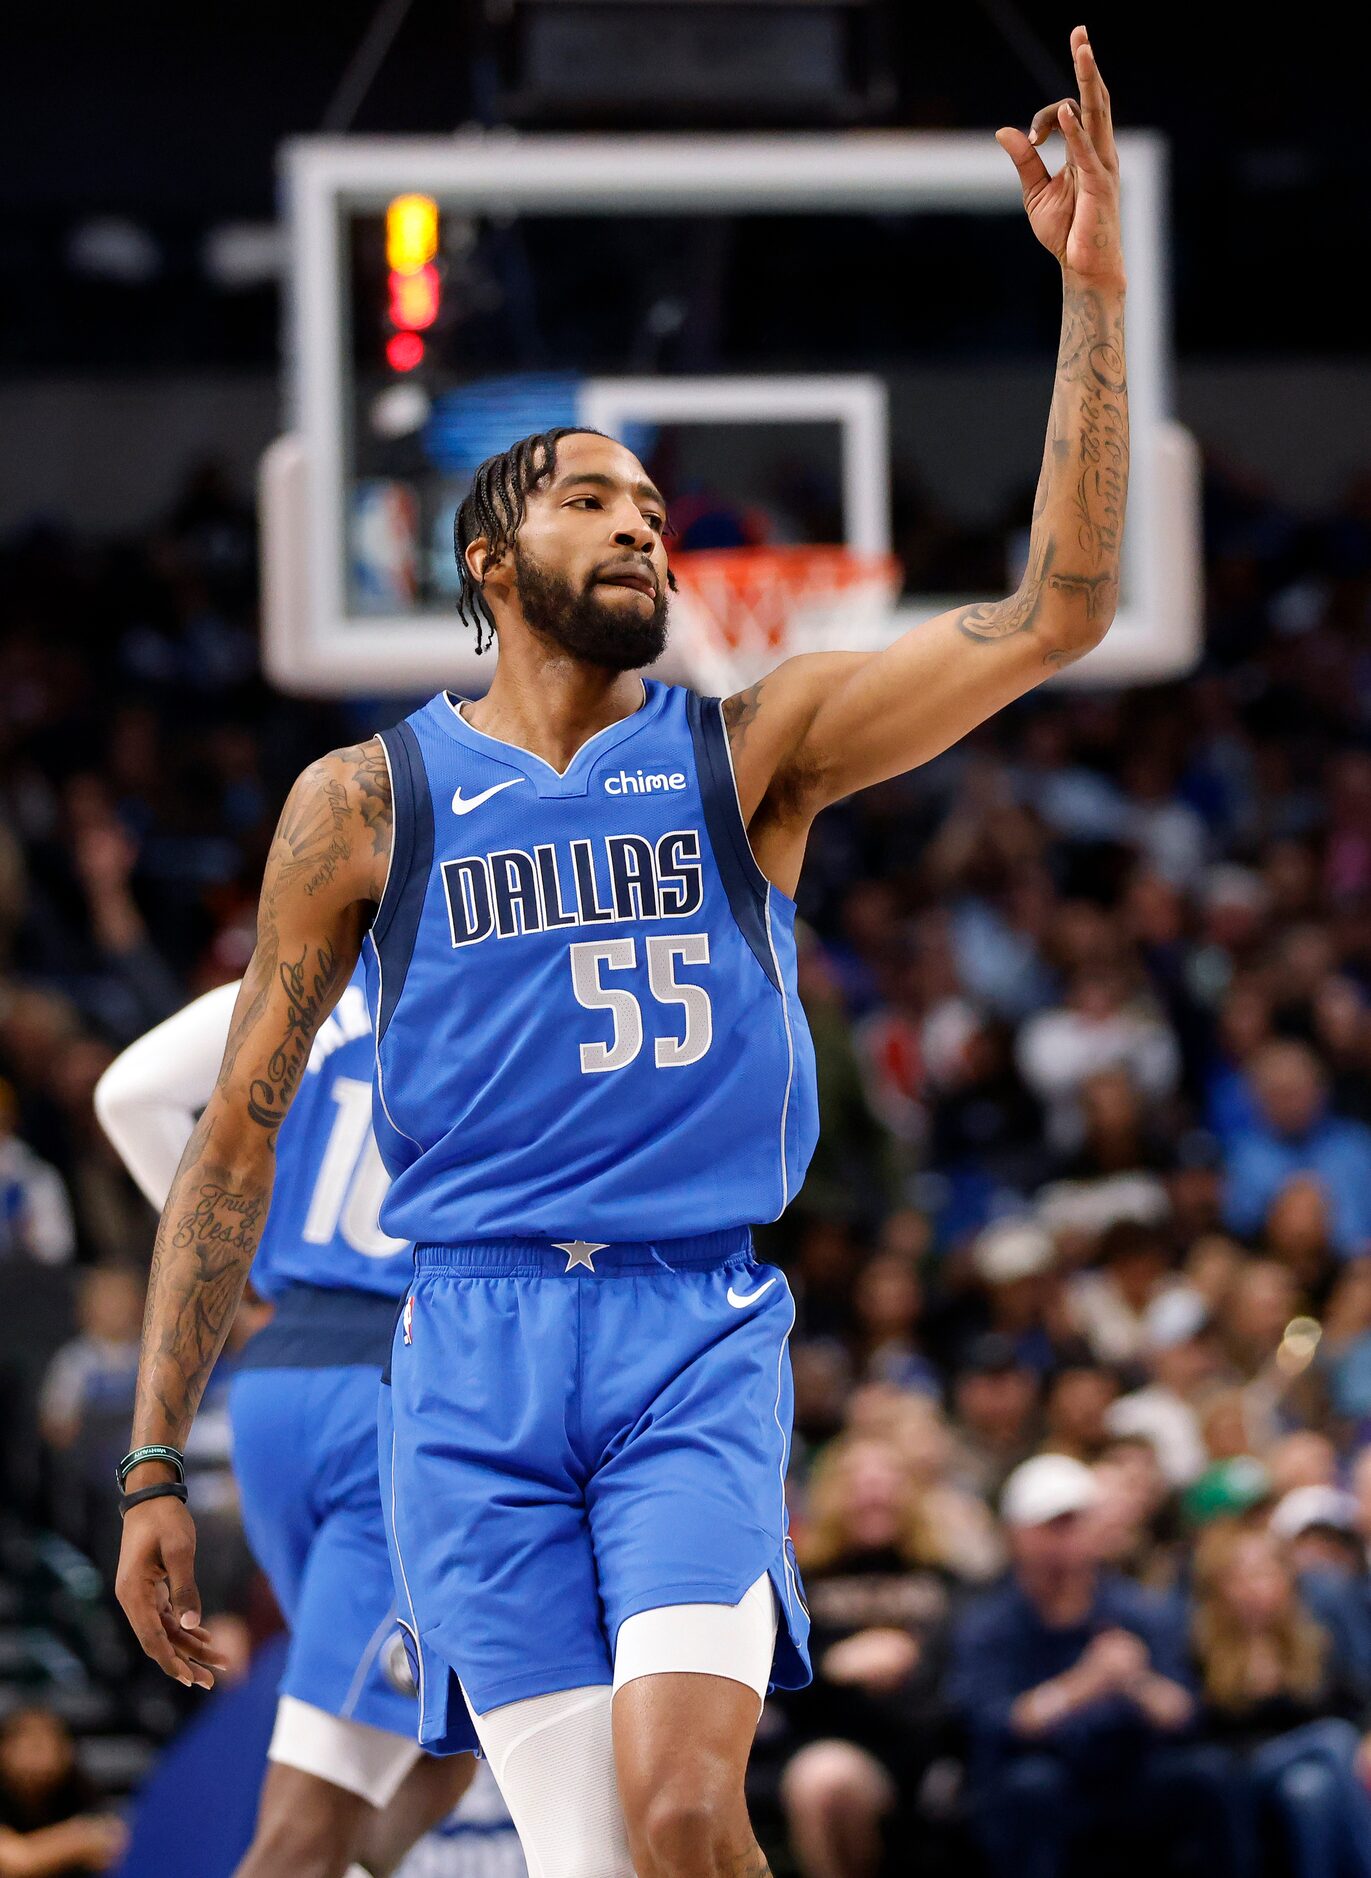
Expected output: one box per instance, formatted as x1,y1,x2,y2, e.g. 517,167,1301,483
685,691,778,992
237,1284,401,1371
373,721,434,1042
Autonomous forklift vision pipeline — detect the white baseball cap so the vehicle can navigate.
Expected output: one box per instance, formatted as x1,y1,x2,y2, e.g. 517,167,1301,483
974,1220,1055,1286
1001,1453,1102,1528
1143,1286,1210,1352
1270,1485,1360,1540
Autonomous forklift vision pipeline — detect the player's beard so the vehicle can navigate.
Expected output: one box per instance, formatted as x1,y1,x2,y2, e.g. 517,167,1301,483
513,543,669,672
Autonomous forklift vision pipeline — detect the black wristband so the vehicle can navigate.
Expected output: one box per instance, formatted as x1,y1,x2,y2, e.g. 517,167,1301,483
117,1444,186,1490
119,1481,189,1519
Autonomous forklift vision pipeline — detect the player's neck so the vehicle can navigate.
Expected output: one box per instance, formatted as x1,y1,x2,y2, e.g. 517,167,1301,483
462,640,646,773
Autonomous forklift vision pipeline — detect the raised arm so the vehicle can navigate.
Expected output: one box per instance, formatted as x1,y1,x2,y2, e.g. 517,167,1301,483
728,27,1127,886
114,739,391,1685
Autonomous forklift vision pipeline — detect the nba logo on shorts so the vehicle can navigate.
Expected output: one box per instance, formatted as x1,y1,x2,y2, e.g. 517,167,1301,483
402,1295,414,1346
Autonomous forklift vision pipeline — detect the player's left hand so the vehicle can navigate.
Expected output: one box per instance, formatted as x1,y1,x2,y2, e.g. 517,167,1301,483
995,26,1123,286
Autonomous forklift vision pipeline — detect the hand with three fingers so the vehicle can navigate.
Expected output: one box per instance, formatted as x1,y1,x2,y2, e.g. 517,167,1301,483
995,25,1124,290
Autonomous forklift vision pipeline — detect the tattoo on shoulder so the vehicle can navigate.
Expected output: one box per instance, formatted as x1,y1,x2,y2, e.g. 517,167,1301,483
272,740,392,902
276,770,354,899
347,738,393,865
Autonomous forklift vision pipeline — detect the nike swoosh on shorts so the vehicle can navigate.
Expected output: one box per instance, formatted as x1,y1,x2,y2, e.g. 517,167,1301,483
451,779,523,815
726,1278,779,1309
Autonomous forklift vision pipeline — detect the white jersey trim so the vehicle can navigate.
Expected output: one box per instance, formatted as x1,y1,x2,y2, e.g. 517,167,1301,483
714,695,797,1215
772,1281,806,1619
763,890,795,1218
366,738,424,1154
388,1425,428,1738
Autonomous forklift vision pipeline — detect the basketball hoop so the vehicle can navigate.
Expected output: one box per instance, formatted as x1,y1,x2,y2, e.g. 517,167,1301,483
670,545,904,698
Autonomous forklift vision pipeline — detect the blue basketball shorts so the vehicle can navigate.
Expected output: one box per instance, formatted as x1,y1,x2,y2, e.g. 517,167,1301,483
381,1228,811,1753
229,1362,435,1741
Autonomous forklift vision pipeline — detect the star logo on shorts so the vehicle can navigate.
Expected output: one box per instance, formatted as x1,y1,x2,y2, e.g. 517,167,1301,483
554,1240,608,1273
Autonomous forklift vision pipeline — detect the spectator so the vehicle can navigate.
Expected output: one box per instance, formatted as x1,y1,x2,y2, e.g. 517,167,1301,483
1223,1041,1371,1256
1119,749,1208,890
1068,1217,1179,1366
948,1454,1240,1878
1200,1388,1265,1466
1092,1433,1183,1589
1181,1455,1276,1534
1040,1354,1120,1465
0,1707,127,1876
1270,1486,1371,1687
949,1334,1039,1500
926,1011,1045,1194
851,1252,939,1397
1354,1447,1371,1557
780,1434,965,1878
1184,1231,1245,1321
1320,1259,1371,1425
1191,1524,1371,1878
1221,1259,1303,1382
0,1078,75,1266
37,1264,143,1565
970,1219,1062,1375
1107,1288,1223,1488
1060,1066,1172,1183
840,1390,1003,1585
1264,1176,1340,1304
1268,1433,1340,1499
1016,966,1181,1155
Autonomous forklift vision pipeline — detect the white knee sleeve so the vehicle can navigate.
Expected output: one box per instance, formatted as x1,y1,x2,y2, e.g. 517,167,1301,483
613,1572,778,1703
268,1694,421,1809
461,1683,634,1878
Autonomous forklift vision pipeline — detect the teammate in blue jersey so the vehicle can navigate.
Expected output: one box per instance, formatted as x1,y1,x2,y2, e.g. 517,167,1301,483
116,38,1125,1875
96,966,472,1878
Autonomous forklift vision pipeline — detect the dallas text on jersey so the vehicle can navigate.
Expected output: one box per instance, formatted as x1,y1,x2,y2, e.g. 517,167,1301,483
441,828,704,947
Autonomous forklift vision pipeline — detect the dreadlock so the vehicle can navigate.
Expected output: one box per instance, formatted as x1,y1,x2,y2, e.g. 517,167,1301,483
453,427,609,654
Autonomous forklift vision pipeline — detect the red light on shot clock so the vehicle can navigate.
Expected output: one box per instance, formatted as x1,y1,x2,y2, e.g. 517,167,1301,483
386,331,425,372
387,263,440,332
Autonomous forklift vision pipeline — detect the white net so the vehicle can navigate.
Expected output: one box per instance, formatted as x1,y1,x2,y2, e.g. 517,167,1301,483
670,545,904,697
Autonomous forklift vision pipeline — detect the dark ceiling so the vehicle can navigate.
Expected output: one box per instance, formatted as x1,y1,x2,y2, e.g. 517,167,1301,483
3,2,1366,366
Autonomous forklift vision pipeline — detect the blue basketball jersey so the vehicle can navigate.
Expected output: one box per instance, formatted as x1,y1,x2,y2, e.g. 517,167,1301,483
365,680,818,1242
251,966,409,1302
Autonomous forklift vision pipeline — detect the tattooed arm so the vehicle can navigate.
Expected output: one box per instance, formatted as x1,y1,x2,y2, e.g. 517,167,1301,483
114,739,391,1686
724,28,1127,896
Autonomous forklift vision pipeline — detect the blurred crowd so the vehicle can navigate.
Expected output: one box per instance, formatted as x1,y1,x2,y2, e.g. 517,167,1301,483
4,447,1371,1874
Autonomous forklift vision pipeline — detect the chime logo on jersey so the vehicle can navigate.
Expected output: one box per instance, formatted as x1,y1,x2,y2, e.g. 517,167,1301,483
440,828,705,948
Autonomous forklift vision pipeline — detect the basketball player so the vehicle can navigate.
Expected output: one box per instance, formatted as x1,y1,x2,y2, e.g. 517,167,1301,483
97,965,473,1878
116,29,1124,1876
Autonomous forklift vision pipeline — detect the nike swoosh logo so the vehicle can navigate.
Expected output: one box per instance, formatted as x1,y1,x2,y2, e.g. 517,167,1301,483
451,779,523,816
726,1278,779,1310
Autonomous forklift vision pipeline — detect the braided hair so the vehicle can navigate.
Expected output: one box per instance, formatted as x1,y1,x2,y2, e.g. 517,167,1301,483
453,427,608,654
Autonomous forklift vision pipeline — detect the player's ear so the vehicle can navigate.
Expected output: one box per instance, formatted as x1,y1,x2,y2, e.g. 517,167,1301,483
464,536,491,587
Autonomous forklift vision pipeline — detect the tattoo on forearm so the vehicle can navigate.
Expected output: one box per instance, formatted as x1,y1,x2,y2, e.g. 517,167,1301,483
956,282,1128,667
723,1854,773,1877
131,742,390,1453
246,939,340,1137
137,1126,268,1440
171,1182,264,1258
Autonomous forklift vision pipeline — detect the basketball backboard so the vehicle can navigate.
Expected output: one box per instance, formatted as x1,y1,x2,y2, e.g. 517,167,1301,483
264,130,1199,696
